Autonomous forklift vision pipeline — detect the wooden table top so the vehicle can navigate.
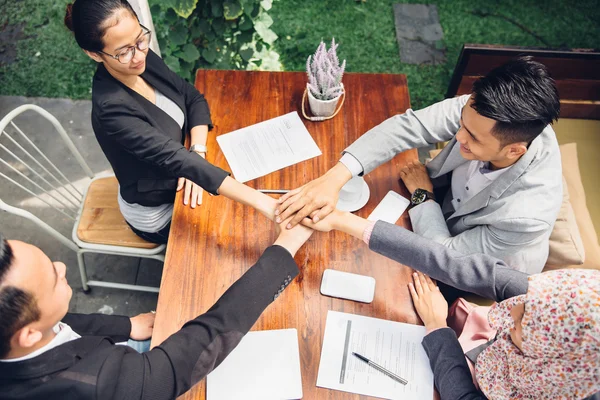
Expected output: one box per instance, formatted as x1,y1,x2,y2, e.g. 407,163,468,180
151,69,419,399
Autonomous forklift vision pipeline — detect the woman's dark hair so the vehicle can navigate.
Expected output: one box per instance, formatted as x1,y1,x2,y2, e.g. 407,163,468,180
0,235,41,359
471,56,560,146
64,0,138,52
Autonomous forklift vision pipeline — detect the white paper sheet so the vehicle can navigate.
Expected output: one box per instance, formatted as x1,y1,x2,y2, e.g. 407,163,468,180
207,328,303,400
317,311,434,400
216,112,322,183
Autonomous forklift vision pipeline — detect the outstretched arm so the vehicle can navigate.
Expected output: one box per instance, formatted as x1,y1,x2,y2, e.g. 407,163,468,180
275,95,469,228
96,222,313,399
304,211,529,302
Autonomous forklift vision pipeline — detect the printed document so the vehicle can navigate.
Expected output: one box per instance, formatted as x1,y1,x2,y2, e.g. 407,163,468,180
216,112,322,183
317,311,434,400
207,328,303,400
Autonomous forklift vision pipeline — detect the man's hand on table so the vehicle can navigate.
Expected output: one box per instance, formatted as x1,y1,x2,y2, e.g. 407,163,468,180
399,161,433,194
275,162,352,229
130,312,156,341
274,217,314,257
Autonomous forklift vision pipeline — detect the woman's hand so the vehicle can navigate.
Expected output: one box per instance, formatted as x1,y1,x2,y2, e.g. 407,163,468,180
275,162,351,228
300,209,345,232
129,312,156,340
408,272,448,331
177,177,204,208
274,217,314,257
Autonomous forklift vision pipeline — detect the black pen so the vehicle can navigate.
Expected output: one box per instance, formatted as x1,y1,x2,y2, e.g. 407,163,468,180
352,352,408,385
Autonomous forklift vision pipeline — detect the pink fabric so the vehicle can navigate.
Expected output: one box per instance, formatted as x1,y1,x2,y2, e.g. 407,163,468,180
362,220,376,245
447,298,496,388
449,299,496,354
476,269,600,400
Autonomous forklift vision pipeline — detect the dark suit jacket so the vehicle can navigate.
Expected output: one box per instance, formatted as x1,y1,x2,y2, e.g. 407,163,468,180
91,50,229,207
0,246,298,400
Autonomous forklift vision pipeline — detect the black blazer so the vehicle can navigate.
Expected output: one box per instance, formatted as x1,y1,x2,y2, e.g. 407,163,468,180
0,246,298,400
91,50,229,207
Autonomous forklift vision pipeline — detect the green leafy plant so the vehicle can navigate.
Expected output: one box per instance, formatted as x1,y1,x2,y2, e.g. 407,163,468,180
150,0,281,82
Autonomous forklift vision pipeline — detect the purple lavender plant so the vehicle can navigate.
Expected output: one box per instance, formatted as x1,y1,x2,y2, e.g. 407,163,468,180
306,38,346,101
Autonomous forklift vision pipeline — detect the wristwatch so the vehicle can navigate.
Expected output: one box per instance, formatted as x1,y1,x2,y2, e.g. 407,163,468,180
190,144,207,154
410,188,435,207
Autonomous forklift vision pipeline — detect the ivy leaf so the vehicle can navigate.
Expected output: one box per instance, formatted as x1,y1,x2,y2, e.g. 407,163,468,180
177,43,201,62
253,12,273,28
212,19,226,35
223,0,243,20
244,3,259,18
238,16,253,31
191,19,210,38
238,30,254,43
180,60,194,71
164,55,181,73
169,24,188,46
239,48,254,61
150,4,162,15
260,0,272,11
253,13,277,44
211,0,223,17
162,0,199,18
202,48,217,63
165,8,180,24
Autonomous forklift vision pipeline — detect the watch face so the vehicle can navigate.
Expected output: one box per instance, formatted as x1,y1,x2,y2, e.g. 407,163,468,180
411,189,427,204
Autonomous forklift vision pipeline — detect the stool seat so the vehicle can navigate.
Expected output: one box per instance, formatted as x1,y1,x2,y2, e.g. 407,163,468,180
76,176,160,249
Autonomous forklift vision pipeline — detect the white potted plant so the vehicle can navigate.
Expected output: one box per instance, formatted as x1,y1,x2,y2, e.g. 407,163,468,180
304,38,346,120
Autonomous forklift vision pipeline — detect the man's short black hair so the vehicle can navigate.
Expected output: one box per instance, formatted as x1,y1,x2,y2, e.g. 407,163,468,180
0,234,41,359
471,56,560,147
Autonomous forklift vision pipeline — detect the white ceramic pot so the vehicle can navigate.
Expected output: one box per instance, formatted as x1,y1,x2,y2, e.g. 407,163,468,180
307,83,343,117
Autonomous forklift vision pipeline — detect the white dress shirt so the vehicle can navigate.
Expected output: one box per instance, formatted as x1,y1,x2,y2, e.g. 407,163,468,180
450,160,510,210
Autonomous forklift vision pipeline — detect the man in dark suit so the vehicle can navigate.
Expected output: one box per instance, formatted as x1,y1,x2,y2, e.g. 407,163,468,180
0,223,312,399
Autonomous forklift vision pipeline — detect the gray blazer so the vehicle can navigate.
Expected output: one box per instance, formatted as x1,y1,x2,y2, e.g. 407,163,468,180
345,95,563,273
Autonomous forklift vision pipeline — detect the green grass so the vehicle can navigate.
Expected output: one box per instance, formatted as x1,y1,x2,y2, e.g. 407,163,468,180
1,0,599,108
269,0,600,109
0,0,96,100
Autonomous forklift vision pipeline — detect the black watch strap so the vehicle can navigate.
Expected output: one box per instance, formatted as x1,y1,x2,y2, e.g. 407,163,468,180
410,188,435,207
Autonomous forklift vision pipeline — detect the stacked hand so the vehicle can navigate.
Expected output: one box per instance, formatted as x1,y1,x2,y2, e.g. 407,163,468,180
275,162,351,228
274,216,314,257
408,272,448,331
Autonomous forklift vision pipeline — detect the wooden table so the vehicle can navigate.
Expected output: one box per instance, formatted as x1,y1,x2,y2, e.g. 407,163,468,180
152,70,419,399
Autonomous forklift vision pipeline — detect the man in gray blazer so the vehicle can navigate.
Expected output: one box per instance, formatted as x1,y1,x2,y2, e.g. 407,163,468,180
276,57,562,273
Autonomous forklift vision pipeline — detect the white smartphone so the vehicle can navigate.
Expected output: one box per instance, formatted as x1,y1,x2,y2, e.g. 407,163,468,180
367,190,410,224
320,269,376,303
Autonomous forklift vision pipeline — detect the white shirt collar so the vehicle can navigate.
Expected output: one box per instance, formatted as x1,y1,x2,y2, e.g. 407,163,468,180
0,322,81,363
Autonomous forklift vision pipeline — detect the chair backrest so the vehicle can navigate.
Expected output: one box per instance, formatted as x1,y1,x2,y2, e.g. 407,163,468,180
446,44,600,120
0,105,95,223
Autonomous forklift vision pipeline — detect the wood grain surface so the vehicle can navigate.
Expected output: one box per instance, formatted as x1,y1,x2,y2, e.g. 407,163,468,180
151,70,420,400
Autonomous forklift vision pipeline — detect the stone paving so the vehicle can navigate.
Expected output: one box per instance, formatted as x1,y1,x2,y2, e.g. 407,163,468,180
0,95,160,317
393,4,446,65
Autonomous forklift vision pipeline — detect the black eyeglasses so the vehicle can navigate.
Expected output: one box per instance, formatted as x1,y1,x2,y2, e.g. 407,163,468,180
99,24,152,64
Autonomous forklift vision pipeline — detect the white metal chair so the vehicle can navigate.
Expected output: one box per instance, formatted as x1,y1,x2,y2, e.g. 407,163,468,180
0,104,164,293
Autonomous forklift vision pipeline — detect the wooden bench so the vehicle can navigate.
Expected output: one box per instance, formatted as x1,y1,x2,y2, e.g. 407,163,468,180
447,44,600,120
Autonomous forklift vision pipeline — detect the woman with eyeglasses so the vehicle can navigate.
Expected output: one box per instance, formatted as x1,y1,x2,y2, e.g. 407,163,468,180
64,0,277,243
